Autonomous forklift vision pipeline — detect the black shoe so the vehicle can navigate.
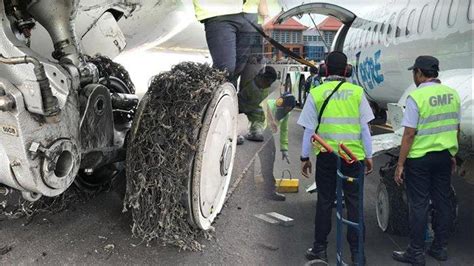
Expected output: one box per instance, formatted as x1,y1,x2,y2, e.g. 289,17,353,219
305,247,328,262
266,192,286,201
427,245,447,261
236,135,244,145
392,249,425,266
245,131,264,142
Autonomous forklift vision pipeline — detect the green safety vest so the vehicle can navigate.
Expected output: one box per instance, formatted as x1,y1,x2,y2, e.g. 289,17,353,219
408,84,460,158
310,81,365,160
193,0,259,21
264,99,289,151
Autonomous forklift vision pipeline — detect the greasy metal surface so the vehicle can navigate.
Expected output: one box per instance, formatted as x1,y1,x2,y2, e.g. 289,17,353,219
79,84,114,151
0,0,134,199
27,0,81,65
0,1,70,115
0,78,81,197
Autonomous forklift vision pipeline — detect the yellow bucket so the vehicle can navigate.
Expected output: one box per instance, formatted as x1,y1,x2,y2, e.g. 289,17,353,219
275,169,299,193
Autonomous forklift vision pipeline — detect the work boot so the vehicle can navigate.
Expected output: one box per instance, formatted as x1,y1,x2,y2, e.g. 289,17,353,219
305,246,328,262
392,247,425,266
427,244,448,261
247,120,264,142
236,135,245,145
266,191,286,201
245,131,264,142
351,249,366,266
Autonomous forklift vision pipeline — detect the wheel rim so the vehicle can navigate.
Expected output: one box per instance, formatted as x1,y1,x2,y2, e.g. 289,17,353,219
376,181,390,232
190,83,238,230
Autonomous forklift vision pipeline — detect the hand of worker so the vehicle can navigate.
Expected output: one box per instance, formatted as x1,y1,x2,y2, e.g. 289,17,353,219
301,160,312,178
451,157,457,176
364,158,373,175
281,151,290,164
394,164,404,186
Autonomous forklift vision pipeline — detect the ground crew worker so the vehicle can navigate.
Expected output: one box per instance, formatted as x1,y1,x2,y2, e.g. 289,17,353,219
305,66,321,91
238,66,278,142
392,56,460,266
257,92,296,201
297,51,374,264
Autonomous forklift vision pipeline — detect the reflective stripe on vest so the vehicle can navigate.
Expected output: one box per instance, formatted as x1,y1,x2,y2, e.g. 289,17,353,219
319,133,361,141
417,124,459,136
418,112,458,125
310,81,365,160
193,0,258,21
320,117,359,124
408,84,460,158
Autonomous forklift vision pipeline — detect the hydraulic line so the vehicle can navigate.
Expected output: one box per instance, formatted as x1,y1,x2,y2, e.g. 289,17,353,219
0,54,59,119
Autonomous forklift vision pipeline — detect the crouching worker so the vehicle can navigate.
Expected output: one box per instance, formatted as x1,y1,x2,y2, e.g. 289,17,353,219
297,51,374,264
257,92,296,201
238,66,278,143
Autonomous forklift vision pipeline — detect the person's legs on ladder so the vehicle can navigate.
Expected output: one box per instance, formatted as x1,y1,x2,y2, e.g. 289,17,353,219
204,15,238,79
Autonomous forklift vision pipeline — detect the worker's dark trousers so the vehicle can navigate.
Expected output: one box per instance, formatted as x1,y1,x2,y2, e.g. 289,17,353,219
258,133,276,196
203,13,258,86
313,153,364,251
405,150,453,250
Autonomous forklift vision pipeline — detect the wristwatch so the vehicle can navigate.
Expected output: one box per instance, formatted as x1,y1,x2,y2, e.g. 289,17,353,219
300,156,309,162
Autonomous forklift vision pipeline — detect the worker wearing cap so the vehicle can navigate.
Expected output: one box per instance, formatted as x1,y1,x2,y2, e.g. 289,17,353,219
238,66,278,142
298,51,374,264
256,92,296,201
305,66,321,91
392,56,460,265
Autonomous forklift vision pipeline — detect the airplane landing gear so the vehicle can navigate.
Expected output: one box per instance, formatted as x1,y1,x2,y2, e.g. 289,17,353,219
376,153,459,237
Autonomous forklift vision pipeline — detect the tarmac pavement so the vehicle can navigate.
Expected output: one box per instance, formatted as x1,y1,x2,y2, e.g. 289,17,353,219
0,110,473,265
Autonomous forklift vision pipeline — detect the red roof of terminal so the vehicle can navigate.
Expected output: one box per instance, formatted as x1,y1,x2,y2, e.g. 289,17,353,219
317,16,343,31
264,15,307,31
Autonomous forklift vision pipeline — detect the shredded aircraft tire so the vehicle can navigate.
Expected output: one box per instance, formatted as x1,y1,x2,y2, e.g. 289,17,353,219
123,62,227,251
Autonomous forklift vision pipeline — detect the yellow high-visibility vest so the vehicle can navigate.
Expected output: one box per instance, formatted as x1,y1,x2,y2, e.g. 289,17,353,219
193,0,259,21
310,81,365,160
408,84,460,158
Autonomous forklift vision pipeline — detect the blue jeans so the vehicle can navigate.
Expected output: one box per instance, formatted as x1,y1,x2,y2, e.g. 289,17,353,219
204,12,259,86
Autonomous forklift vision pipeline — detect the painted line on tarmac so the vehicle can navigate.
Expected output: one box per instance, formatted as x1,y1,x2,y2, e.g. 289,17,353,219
225,137,273,202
